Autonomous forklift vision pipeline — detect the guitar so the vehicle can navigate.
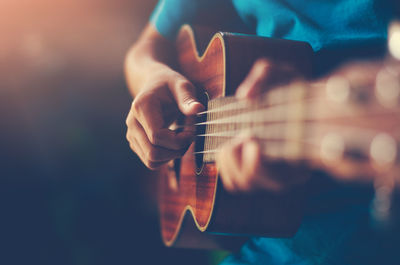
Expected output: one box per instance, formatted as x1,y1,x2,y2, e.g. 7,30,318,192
158,24,400,249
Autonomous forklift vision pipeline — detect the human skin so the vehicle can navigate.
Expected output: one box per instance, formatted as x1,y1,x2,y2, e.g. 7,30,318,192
125,23,304,192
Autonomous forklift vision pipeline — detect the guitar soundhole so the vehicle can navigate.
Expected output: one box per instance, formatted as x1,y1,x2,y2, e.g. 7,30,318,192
195,91,209,174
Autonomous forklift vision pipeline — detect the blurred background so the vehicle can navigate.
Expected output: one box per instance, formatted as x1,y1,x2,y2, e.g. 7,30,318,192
0,1,223,264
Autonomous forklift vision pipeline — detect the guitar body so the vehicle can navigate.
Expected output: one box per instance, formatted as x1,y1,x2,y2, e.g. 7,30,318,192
159,25,314,249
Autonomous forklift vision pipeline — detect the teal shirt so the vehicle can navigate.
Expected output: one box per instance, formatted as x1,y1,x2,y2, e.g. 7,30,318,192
150,1,399,264
151,0,394,74
151,0,391,51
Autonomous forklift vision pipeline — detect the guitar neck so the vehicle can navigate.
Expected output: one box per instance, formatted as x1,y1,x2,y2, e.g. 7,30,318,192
200,82,310,162
197,70,400,182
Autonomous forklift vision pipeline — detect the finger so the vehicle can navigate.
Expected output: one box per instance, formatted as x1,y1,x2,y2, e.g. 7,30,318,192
218,140,247,192
134,118,186,161
147,128,194,151
128,133,166,169
127,131,140,155
127,130,166,168
237,139,262,191
218,161,236,192
241,139,286,192
126,110,143,155
236,59,298,99
182,114,197,134
169,74,205,115
217,144,240,192
236,59,272,99
132,96,194,150
229,139,256,191
132,118,185,168
127,128,154,168
216,145,233,191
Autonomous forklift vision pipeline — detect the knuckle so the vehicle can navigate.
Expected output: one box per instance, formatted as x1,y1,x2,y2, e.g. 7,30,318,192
125,105,135,127
131,98,141,114
174,79,195,98
143,160,153,169
175,78,192,90
126,135,138,151
148,130,161,145
254,59,271,77
142,158,152,169
128,141,136,153
125,131,131,142
146,148,160,162
125,113,134,127
131,93,149,114
255,58,270,70
125,131,134,146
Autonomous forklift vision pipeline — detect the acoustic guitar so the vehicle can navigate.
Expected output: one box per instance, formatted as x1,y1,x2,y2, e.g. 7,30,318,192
158,25,400,250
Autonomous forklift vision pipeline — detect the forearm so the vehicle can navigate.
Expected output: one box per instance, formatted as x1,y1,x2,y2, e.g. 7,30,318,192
125,23,176,97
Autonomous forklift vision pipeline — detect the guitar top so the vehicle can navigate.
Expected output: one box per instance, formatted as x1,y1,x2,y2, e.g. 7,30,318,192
158,24,400,250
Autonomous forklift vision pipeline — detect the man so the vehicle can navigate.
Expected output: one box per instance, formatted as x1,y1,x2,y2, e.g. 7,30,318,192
125,0,399,264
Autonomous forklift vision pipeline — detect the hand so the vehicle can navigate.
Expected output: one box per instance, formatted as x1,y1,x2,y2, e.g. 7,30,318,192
126,64,204,169
217,137,309,192
217,58,308,192
235,58,298,99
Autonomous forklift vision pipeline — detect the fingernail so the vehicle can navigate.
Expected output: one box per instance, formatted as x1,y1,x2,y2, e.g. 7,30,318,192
188,101,204,111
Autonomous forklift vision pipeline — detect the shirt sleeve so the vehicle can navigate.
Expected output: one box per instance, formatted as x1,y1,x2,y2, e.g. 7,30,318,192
149,0,218,40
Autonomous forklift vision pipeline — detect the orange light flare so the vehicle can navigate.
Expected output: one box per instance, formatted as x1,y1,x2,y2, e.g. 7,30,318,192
0,0,156,179
0,0,155,87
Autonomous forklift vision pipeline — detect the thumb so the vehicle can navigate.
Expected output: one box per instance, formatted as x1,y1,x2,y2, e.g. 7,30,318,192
170,75,205,115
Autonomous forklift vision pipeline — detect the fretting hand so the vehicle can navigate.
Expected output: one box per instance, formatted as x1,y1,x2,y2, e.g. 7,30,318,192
217,59,309,192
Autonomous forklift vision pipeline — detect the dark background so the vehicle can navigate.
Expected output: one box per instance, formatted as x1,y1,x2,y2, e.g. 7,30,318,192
0,1,221,264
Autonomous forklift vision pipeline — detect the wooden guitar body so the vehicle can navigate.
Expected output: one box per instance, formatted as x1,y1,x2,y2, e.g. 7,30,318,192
158,25,314,249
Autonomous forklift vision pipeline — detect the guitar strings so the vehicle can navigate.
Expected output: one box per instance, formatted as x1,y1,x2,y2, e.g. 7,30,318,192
175,105,398,129
194,138,320,164
196,81,326,116
172,79,399,163
193,124,382,153
194,123,393,165
193,138,318,155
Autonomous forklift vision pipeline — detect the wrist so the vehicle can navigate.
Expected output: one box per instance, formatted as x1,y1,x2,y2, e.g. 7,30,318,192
125,48,173,97
125,24,177,96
